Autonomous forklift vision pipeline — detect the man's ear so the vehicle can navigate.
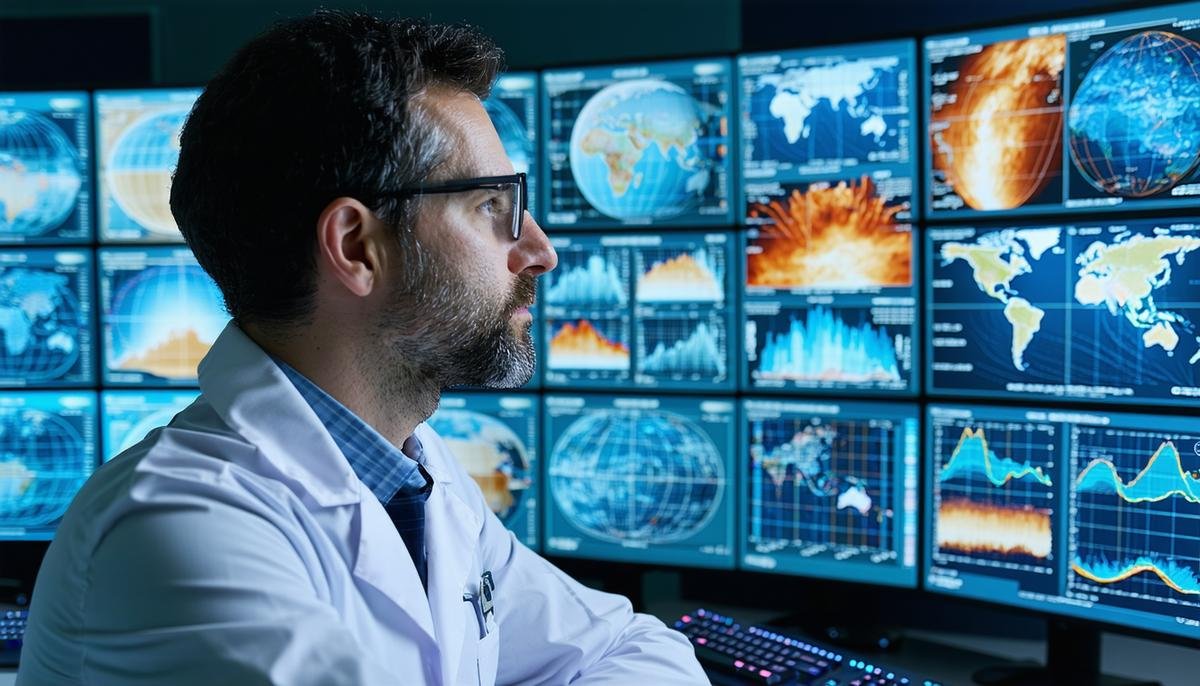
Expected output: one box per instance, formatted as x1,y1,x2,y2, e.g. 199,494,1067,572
315,198,389,298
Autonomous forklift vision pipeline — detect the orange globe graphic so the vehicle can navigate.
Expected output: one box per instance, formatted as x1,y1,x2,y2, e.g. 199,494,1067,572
931,35,1066,211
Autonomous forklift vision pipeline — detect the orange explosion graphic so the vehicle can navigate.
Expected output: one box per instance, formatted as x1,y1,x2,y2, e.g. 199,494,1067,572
936,498,1052,559
746,175,911,289
931,35,1066,211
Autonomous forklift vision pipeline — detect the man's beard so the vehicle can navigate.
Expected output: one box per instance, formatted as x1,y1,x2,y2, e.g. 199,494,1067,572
371,241,538,399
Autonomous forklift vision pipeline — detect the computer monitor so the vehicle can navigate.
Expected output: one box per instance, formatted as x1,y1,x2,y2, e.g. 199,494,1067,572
540,57,734,228
0,91,92,244
101,389,199,461
543,232,736,391
925,404,1199,643
94,88,200,242
738,40,918,396
428,392,540,549
741,399,919,588
0,391,98,541
486,73,539,221
0,249,94,387
542,394,736,568
923,1,1200,219
737,38,917,220
926,219,1200,407
97,247,228,386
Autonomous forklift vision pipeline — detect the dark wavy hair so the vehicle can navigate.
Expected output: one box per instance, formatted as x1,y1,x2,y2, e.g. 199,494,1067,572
170,10,505,330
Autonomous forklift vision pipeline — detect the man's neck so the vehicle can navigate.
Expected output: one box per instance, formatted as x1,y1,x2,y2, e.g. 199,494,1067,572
241,321,438,449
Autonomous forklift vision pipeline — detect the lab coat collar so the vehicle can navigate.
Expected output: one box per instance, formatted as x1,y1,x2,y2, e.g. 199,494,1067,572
199,323,483,676
198,323,362,508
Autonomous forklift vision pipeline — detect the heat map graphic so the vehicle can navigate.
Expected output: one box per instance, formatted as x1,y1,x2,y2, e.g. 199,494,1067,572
747,176,911,289
548,320,630,370
637,248,723,302
1070,427,1200,614
929,35,1066,212
935,423,1056,566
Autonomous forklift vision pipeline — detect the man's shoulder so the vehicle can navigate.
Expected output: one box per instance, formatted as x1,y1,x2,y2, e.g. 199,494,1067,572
62,396,296,553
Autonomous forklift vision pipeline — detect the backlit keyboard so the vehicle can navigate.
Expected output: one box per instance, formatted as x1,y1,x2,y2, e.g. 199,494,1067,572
675,608,942,686
0,606,27,666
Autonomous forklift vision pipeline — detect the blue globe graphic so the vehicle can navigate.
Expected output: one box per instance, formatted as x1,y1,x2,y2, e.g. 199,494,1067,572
549,409,724,544
427,409,531,522
0,110,82,237
0,407,89,529
1068,30,1200,198
568,79,712,221
485,99,533,177
106,108,188,237
0,268,82,382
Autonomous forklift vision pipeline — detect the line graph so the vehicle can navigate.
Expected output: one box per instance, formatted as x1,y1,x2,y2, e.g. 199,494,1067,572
932,418,1058,574
1069,426,1200,614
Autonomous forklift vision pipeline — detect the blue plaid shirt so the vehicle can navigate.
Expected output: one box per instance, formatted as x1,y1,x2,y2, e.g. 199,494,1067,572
274,360,430,503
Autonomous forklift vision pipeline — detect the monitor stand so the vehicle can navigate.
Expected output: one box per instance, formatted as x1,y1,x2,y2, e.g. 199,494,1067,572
972,619,1159,686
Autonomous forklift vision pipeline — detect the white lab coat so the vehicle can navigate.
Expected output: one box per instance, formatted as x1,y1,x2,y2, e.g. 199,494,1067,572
17,323,708,686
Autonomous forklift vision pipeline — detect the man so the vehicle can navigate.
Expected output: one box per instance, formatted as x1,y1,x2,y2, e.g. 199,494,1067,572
17,10,707,686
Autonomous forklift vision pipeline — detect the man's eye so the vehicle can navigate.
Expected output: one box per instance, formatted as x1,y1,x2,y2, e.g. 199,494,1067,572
478,193,510,216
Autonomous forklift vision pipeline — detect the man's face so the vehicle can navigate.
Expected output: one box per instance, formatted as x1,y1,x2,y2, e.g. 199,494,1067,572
373,88,557,392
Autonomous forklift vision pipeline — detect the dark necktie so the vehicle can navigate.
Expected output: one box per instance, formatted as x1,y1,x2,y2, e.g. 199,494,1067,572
384,441,433,590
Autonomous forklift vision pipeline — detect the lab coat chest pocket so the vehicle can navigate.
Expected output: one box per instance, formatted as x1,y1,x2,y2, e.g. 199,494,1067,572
460,598,500,686
476,617,499,686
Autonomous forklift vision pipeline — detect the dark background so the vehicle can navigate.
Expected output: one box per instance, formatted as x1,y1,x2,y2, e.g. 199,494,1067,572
2,0,1145,89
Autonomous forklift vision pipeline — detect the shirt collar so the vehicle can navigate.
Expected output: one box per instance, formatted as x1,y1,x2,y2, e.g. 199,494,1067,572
273,358,429,503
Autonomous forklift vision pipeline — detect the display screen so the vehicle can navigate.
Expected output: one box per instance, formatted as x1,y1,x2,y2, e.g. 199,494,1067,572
98,247,228,386
924,2,1200,218
741,399,919,587
543,394,736,568
95,88,200,242
927,219,1200,406
0,391,97,541
0,91,91,244
925,404,1200,641
542,58,734,228
0,249,94,387
543,232,736,391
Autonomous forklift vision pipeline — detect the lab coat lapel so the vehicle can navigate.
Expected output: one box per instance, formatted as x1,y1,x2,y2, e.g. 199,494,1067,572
351,489,438,644
425,482,483,685
199,324,440,646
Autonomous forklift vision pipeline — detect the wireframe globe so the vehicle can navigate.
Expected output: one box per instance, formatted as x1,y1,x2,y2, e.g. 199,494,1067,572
485,99,533,177
0,110,82,237
569,79,711,221
427,409,531,522
1068,30,1200,198
0,268,82,382
549,409,724,544
106,108,188,236
0,407,89,528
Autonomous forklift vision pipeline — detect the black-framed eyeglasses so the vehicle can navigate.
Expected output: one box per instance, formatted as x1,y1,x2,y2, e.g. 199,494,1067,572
386,172,527,240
